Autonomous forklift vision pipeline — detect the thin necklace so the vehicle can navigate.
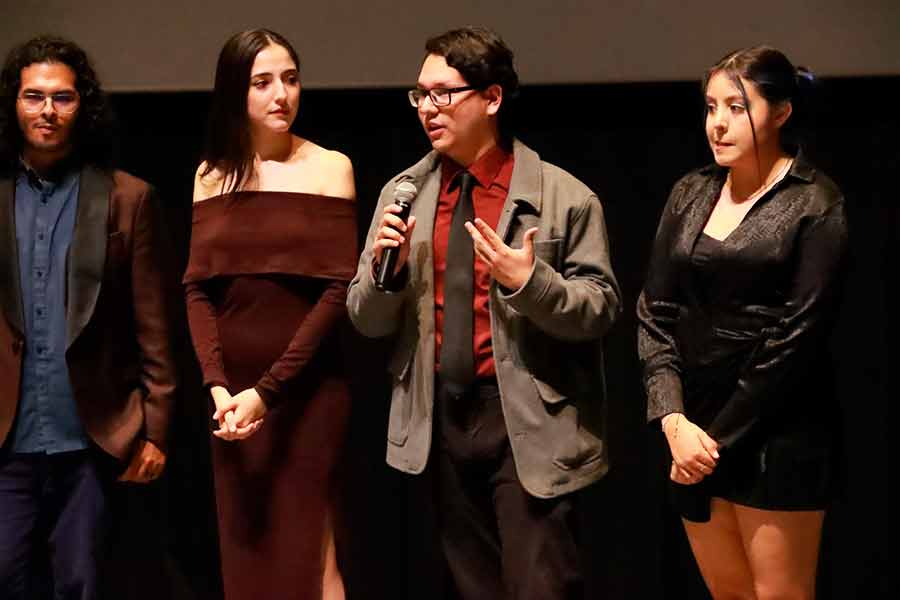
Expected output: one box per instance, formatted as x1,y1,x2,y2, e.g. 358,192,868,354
728,157,792,203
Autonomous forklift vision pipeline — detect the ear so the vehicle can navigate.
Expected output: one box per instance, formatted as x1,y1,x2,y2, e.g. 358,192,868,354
484,83,503,116
774,100,793,129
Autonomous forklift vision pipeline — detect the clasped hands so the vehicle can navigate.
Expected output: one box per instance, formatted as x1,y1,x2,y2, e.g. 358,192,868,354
662,413,720,485
374,202,536,291
210,385,267,441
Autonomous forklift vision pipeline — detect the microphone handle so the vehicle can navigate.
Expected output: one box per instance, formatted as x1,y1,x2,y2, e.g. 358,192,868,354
375,199,412,291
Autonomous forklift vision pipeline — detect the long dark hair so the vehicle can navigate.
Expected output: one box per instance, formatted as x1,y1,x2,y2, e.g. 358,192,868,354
425,27,520,150
0,35,116,175
200,29,301,194
703,46,816,177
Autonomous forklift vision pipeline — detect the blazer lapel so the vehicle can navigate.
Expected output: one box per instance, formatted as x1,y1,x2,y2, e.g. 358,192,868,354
0,177,25,337
497,140,541,243
66,166,110,348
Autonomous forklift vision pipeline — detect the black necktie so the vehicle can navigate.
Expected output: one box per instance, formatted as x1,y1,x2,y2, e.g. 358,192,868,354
439,170,476,392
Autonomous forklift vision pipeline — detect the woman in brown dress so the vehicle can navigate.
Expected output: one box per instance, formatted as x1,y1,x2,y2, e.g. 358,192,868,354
183,29,357,600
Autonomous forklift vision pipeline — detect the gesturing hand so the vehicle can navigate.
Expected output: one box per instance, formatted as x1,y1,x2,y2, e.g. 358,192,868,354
464,218,537,291
662,413,720,485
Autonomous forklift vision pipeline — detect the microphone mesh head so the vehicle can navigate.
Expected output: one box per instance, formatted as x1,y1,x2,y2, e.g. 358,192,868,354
394,181,418,203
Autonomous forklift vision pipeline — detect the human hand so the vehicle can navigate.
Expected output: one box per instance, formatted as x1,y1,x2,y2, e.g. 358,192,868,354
119,439,166,483
372,203,417,276
210,385,264,441
210,385,237,429
212,387,267,441
465,219,537,291
662,413,719,485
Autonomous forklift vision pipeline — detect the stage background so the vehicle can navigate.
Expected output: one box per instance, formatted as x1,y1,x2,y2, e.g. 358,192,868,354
99,76,892,600
3,0,900,90
2,3,894,598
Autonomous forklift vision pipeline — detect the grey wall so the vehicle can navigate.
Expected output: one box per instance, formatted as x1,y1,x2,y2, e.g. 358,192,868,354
3,0,899,91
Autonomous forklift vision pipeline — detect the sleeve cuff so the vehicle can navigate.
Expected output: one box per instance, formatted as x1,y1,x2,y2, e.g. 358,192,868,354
372,263,409,294
254,374,280,408
498,257,553,312
645,369,685,424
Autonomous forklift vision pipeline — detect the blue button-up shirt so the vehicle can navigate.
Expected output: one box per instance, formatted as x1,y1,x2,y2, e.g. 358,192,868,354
12,165,89,453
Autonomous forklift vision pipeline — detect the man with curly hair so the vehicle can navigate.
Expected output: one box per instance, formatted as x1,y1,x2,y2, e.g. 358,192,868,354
0,36,176,599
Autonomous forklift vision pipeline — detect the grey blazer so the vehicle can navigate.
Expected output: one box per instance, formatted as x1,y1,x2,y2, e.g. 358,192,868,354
347,140,621,498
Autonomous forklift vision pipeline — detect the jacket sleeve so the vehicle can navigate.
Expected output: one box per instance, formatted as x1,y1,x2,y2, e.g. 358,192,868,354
131,187,177,450
346,180,411,338
500,191,621,341
253,279,348,407
637,180,689,424
707,201,848,448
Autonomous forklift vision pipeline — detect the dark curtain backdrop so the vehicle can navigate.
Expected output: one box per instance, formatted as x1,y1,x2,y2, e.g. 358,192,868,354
104,77,894,600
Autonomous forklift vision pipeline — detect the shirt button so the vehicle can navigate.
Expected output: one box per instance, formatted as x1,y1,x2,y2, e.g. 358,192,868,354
38,233,45,241
36,271,43,278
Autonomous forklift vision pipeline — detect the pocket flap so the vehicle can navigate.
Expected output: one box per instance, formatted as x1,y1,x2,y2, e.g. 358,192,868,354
531,375,567,404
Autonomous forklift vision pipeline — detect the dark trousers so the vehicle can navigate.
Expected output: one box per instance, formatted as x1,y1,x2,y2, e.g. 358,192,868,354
435,377,583,600
0,448,115,600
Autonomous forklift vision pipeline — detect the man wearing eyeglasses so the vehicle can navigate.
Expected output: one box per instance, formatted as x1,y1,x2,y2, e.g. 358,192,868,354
348,27,620,600
0,36,175,599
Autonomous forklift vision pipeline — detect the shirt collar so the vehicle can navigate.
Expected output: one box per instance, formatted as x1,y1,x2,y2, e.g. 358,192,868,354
441,144,512,193
17,155,79,192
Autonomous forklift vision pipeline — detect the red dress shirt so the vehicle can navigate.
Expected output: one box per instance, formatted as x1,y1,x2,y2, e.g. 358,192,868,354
433,145,514,378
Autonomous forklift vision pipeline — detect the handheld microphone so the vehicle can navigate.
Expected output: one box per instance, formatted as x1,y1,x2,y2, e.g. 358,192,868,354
375,181,418,291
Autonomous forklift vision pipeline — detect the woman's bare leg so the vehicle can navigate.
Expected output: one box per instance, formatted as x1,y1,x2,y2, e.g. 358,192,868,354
734,505,824,600
321,510,345,600
682,498,756,600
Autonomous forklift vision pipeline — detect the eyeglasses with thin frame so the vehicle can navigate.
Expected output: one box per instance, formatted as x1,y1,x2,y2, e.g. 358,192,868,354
18,91,79,115
408,85,477,108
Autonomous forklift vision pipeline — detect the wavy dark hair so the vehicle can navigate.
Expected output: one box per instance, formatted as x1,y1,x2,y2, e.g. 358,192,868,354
0,35,116,175
425,27,520,149
200,29,301,194
703,45,817,174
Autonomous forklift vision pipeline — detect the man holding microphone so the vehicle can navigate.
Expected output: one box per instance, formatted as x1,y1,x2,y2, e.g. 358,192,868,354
348,26,620,600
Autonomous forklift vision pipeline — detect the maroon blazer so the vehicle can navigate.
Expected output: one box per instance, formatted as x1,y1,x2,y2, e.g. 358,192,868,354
0,166,176,460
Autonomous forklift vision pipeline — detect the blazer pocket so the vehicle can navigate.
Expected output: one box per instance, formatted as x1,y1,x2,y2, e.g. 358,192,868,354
547,402,604,471
553,431,604,471
530,374,567,405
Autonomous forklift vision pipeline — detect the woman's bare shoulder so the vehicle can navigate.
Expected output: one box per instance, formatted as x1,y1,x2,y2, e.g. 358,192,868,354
294,140,355,201
193,162,227,203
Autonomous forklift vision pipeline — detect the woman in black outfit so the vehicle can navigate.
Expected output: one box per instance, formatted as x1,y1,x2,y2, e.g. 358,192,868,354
638,46,848,599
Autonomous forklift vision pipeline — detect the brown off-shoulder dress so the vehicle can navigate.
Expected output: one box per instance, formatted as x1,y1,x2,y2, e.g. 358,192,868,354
183,191,357,599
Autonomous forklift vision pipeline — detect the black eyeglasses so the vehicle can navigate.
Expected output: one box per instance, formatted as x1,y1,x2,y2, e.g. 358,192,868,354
408,86,477,108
